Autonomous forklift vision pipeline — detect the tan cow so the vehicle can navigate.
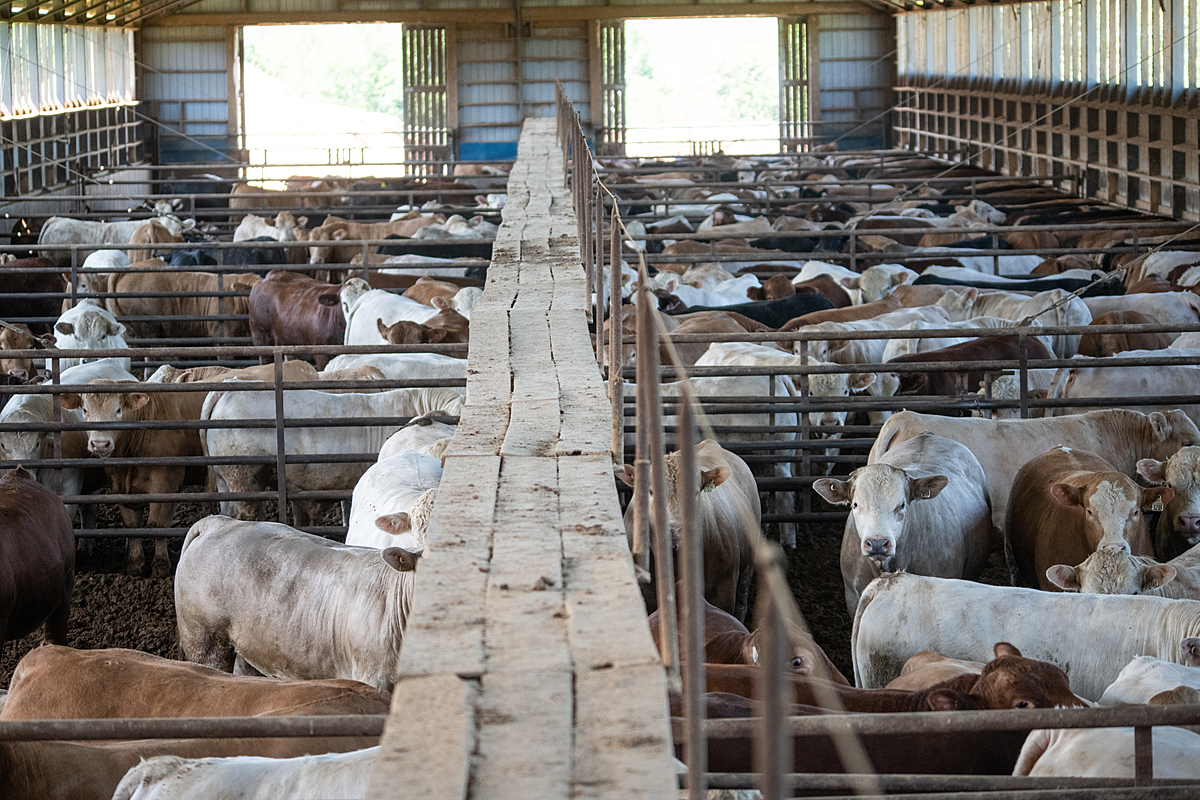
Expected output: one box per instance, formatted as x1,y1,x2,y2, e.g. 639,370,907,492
91,266,262,340
1078,310,1176,357
1006,446,1173,590
59,380,210,577
0,323,40,377
402,275,460,306
375,297,469,345
884,651,984,691
0,645,390,720
619,439,760,621
148,361,319,385
307,213,446,265
126,220,182,261
871,409,1200,535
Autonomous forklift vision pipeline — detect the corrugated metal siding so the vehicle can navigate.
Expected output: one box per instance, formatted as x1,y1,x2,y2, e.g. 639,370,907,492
457,23,520,148
141,26,234,165
524,24,588,119
817,13,891,149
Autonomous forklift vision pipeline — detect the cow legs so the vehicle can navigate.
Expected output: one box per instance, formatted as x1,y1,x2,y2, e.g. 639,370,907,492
214,465,268,520
146,502,177,579
118,504,148,576
42,568,74,645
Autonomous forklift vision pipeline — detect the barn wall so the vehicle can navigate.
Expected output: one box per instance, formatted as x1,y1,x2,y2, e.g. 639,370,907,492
816,13,892,149
895,1,1200,221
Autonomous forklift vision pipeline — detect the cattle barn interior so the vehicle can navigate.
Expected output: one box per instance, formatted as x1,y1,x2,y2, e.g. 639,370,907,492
3,0,1200,798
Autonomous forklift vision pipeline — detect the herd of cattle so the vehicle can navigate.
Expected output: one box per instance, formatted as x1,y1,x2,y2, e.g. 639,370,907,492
5,149,1200,796
0,173,495,798
601,152,1200,780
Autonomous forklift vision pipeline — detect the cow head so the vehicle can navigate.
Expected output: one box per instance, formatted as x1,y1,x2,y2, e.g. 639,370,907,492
805,368,876,435
740,616,849,684
1046,547,1177,594
58,380,147,457
1050,471,1172,555
338,278,372,320
307,225,348,264
54,306,126,354
618,439,740,545
857,265,914,304
948,642,1087,711
813,463,948,568
934,288,977,321
376,488,437,552
377,318,451,345
1138,447,1200,553
423,297,470,343
0,323,39,377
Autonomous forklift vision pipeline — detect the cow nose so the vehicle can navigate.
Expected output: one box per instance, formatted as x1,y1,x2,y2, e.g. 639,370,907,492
863,538,891,557
1099,540,1130,553
1176,515,1200,533
88,439,112,456
819,418,839,427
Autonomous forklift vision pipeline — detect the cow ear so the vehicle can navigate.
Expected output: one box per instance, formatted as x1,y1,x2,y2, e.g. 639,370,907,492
106,319,125,337
838,276,859,290
926,689,971,711
617,464,636,487
747,286,764,301
55,321,75,336
59,393,82,410
1137,458,1166,483
849,372,875,392
332,229,349,241
376,318,390,337
813,477,851,505
1051,483,1082,507
1148,412,1170,442
993,642,1023,659
963,287,978,302
381,547,422,572
317,293,339,306
700,466,730,490
1143,486,1175,509
376,513,412,536
914,475,948,500
426,327,450,344
431,296,451,310
127,393,150,410
1143,564,1176,592
1045,565,1081,591
296,216,308,228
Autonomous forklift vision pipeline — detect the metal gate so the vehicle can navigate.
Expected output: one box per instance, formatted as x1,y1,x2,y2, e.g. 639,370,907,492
402,24,453,173
595,20,626,156
779,16,815,152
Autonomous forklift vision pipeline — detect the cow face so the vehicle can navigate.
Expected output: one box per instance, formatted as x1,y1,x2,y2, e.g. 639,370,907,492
741,617,844,681
59,386,148,456
1046,548,1177,594
1138,448,1200,549
338,278,371,320
0,418,41,462
805,370,875,434
378,318,450,346
54,308,126,353
965,642,1088,711
1051,475,1172,554
814,464,948,567
933,288,977,321
0,323,37,377
307,226,345,264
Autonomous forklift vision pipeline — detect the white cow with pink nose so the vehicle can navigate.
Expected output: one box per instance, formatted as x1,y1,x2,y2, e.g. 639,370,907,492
1138,447,1200,560
814,432,994,616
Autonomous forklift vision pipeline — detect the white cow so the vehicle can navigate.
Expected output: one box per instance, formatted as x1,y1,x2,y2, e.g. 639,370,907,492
321,352,467,383
451,286,483,320
345,450,441,550
1083,292,1200,330
973,371,1058,420
1099,654,1200,705
1045,542,1198,599
377,416,456,461
51,300,131,371
816,433,992,615
232,211,308,243
1047,349,1200,422
38,212,190,267
175,516,419,692
851,572,1200,699
201,386,464,525
871,409,1200,535
112,747,378,800
921,265,1104,285
1014,727,1200,779
634,273,760,308
1138,447,1200,559
343,287,439,346
794,305,951,364
935,288,1092,358
68,250,131,309
695,342,875,476
0,358,137,525
375,253,485,278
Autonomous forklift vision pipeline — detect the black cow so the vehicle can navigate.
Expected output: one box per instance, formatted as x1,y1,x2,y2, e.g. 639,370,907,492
663,292,834,329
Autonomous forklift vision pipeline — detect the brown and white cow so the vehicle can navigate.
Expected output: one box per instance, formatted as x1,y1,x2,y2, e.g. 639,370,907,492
1136,446,1200,560
816,432,993,614
307,214,446,265
619,439,760,621
886,335,1054,405
0,645,390,720
374,297,469,346
1005,446,1173,590
59,380,209,577
0,467,74,645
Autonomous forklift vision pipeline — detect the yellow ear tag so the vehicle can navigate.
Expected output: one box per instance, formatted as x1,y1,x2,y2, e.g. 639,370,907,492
1153,498,1165,512
701,483,715,493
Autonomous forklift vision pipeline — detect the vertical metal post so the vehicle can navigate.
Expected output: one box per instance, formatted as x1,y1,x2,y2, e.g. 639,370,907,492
273,349,288,525
632,272,652,576
594,182,604,362
798,338,813,520
51,355,62,496
69,248,78,307
1018,330,1030,420
755,571,791,800
677,385,707,800
217,271,226,343
1134,726,1154,786
609,205,623,464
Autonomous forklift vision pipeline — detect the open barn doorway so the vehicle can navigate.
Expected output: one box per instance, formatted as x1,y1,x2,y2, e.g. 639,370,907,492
623,17,780,156
240,23,410,186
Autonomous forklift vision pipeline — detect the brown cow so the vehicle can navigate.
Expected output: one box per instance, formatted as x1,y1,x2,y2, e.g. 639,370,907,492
886,335,1054,406
885,651,984,691
59,381,210,577
151,361,319,384
126,219,182,261
0,467,73,645
375,298,469,345
659,311,773,368
93,267,262,340
1006,445,1173,590
746,274,799,302
648,593,849,684
402,275,460,306
0,323,41,377
248,271,350,370
1,645,389,720
0,256,66,335
1078,310,1176,357
704,642,1083,712
307,213,446,265
228,183,338,223
778,295,903,331
785,273,851,307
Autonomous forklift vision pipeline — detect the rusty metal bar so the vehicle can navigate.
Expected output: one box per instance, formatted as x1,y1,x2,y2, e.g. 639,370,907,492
701,773,1195,791
609,205,624,464
677,383,706,800
0,715,386,742
1134,726,1154,787
273,349,289,524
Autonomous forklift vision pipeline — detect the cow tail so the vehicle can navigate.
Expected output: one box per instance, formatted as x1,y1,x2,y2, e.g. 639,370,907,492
180,518,209,557
1011,729,1053,776
199,390,224,497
